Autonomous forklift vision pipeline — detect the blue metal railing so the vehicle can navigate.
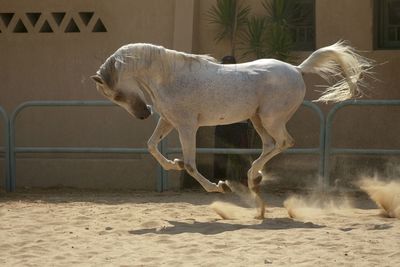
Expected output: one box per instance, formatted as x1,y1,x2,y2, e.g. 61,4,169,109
6,99,398,192
8,100,158,192
6,100,325,192
0,106,10,191
323,99,400,186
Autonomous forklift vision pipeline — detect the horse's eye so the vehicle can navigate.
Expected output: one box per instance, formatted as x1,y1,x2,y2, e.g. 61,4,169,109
113,92,125,102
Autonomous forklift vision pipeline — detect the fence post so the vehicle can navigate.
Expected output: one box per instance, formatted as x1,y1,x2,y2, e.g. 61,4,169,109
301,101,326,187
159,138,167,192
0,107,10,192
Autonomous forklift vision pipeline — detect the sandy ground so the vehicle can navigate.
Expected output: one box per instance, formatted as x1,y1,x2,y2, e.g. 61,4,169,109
0,187,399,267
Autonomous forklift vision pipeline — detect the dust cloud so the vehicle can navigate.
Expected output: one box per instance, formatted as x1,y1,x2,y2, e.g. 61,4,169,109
358,176,400,218
210,181,260,220
210,168,400,221
283,193,353,220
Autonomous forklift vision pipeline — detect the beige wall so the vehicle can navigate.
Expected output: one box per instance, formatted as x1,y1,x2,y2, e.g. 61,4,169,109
0,0,179,190
0,0,176,112
316,0,373,50
1,0,399,190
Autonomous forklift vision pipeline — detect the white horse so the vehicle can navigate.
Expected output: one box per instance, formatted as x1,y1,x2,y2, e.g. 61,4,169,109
92,41,372,219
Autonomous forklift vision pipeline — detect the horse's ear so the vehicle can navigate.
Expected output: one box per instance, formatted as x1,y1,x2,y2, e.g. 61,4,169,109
91,74,104,84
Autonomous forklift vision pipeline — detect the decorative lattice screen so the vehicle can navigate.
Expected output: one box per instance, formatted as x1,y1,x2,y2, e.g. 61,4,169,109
0,12,107,34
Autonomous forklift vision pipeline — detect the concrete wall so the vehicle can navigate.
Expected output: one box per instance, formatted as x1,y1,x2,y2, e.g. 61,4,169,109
0,0,176,112
0,0,179,190
1,0,399,190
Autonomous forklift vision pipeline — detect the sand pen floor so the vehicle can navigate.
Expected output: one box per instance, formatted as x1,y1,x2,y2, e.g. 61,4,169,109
0,190,399,266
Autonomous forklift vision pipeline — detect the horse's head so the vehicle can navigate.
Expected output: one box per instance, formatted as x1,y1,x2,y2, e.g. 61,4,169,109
91,74,152,120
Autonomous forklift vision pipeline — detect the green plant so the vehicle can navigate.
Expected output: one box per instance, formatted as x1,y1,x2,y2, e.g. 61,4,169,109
207,0,251,58
240,16,267,59
262,0,297,62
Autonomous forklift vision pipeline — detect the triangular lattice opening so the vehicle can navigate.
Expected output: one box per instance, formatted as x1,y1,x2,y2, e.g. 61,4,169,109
0,13,14,27
65,18,80,32
52,12,66,26
92,18,107,32
39,20,53,33
79,12,94,26
26,12,41,26
13,19,28,33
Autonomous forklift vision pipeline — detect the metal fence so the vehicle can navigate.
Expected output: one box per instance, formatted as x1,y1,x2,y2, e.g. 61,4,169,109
323,99,400,185
1,99,400,192
8,100,156,192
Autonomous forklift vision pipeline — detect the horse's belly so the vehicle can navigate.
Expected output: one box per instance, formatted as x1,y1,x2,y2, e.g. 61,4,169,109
197,106,255,126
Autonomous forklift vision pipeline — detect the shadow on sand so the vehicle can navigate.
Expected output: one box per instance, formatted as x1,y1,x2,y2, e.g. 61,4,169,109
129,218,325,236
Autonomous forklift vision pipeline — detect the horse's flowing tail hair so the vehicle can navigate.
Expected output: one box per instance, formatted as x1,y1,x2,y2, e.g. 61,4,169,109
297,41,373,103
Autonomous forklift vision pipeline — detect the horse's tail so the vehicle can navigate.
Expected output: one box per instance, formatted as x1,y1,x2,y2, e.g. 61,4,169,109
297,41,373,103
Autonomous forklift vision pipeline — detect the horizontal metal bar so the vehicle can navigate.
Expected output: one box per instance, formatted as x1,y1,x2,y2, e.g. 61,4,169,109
13,100,114,109
14,147,149,154
13,146,321,155
333,99,400,108
326,99,400,124
166,147,321,155
10,100,116,126
285,148,321,155
331,148,400,155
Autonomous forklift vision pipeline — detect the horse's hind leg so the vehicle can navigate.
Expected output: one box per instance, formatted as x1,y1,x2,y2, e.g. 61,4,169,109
248,115,275,189
254,122,294,181
147,117,184,170
250,116,295,179
248,115,295,219
246,115,275,219
177,126,229,193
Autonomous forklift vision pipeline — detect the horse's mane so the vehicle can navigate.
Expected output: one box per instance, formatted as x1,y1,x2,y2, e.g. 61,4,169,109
98,43,217,88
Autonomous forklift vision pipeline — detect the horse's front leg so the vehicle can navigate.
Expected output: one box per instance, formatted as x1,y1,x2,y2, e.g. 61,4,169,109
177,126,230,193
147,117,184,170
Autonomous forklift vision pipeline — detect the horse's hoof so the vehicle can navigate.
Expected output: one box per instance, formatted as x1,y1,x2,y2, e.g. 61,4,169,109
173,159,185,170
254,208,266,219
221,183,231,193
254,214,265,220
217,180,232,193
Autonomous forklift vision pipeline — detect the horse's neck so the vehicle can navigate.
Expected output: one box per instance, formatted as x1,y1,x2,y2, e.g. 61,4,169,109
126,55,214,103
132,75,159,106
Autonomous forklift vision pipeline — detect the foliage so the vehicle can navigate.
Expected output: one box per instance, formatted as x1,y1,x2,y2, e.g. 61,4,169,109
207,0,251,57
240,16,267,59
238,0,305,62
262,0,298,62
262,0,298,25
